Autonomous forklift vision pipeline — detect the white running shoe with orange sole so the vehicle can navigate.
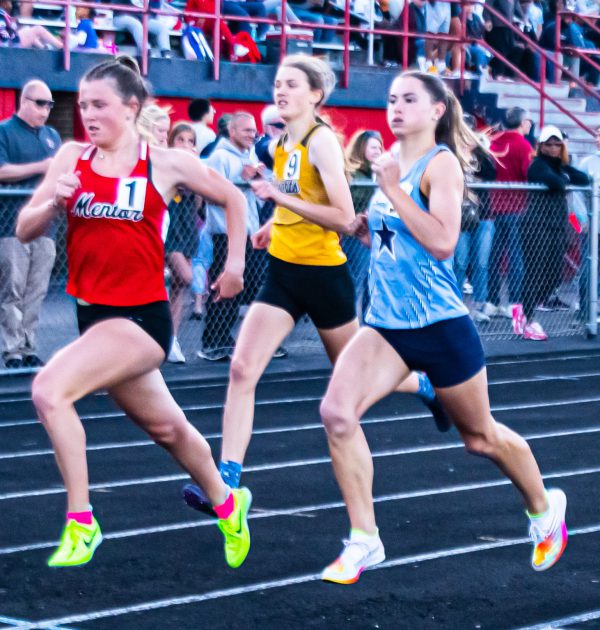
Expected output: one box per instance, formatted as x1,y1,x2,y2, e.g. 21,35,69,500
528,488,568,571
322,531,385,584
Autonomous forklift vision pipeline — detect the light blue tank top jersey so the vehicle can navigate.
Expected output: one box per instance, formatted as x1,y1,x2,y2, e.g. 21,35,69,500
365,144,468,330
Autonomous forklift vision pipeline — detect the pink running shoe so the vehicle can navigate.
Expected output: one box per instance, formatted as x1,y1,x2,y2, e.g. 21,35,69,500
523,321,548,341
512,304,526,335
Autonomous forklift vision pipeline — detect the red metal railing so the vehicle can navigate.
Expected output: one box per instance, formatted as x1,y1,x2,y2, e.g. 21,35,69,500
12,0,599,140
557,8,600,91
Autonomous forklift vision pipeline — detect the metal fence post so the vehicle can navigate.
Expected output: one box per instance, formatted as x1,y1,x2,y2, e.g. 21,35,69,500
588,177,599,338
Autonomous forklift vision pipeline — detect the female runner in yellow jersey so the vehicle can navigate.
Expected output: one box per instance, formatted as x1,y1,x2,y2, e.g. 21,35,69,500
183,54,449,510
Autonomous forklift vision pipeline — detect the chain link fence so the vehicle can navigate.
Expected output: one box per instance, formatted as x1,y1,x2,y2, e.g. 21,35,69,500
0,181,598,373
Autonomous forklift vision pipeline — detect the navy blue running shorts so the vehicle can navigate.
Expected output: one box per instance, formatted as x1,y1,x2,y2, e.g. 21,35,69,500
370,315,485,388
256,254,356,330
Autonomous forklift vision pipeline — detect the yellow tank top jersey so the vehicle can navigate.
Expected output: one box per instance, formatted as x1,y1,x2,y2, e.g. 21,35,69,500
268,124,347,266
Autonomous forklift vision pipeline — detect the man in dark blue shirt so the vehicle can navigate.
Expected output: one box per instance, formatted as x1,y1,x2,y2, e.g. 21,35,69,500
0,79,61,369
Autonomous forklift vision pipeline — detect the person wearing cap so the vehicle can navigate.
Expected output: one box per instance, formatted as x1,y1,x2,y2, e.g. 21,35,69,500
517,125,590,340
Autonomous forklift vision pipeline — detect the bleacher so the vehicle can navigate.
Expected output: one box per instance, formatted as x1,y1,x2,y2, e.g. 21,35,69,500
17,0,367,62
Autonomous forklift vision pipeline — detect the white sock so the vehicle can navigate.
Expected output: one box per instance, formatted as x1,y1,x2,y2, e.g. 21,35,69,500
527,493,553,533
350,527,379,543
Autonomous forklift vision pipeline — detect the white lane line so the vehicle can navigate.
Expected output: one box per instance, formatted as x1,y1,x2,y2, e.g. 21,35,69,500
2,460,600,557
0,616,72,630
2,391,600,461
488,352,600,366
21,522,600,629
516,608,600,630
0,395,316,428
2,418,600,502
3,367,600,429
3,351,599,405
0,373,329,404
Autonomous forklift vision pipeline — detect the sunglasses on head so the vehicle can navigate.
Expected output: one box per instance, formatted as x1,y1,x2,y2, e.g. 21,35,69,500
269,121,285,129
26,97,55,109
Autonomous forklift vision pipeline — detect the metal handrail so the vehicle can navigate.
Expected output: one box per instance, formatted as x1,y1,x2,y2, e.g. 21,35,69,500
476,1,598,136
8,0,597,120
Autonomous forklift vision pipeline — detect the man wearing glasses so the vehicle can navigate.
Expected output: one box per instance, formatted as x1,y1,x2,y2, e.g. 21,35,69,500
0,79,61,369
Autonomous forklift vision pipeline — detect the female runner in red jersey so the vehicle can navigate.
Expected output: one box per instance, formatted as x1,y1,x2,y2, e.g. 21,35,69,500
16,57,252,569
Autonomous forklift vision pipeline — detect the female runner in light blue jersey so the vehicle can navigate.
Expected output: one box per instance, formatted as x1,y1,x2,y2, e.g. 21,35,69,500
319,71,568,585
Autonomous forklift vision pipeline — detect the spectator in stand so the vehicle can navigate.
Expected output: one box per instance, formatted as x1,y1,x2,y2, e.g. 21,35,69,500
192,0,267,41
483,0,526,80
165,122,202,363
68,6,100,51
540,2,599,85
454,118,497,323
0,80,61,369
518,125,590,340
465,2,491,75
261,0,309,27
184,0,252,60
515,0,541,81
197,111,262,361
137,102,171,147
448,2,462,75
486,106,532,323
522,0,543,39
425,0,451,74
287,0,339,43
112,0,174,58
201,112,231,157
188,98,216,155
0,0,63,48
381,0,426,69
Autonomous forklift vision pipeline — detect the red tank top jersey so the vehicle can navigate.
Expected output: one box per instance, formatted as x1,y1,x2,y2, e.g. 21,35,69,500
65,143,168,306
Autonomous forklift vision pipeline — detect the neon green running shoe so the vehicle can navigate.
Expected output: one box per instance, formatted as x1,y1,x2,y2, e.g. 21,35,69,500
217,487,252,568
47,517,103,567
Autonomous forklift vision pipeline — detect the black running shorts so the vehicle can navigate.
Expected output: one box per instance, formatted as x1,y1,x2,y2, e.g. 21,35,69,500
76,300,173,358
255,255,356,329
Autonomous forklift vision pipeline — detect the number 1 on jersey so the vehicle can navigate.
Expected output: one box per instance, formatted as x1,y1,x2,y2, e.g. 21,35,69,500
117,177,147,213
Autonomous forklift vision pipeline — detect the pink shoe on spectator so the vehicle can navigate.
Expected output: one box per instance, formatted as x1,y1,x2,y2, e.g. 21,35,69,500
512,304,526,335
523,322,548,341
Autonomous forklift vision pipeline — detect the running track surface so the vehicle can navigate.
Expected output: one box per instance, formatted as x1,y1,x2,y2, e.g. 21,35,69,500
1,351,600,630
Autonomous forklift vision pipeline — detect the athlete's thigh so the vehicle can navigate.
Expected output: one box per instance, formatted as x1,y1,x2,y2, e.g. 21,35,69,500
37,318,164,403
317,318,359,364
325,327,412,417
107,368,183,431
231,301,295,370
434,367,494,435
